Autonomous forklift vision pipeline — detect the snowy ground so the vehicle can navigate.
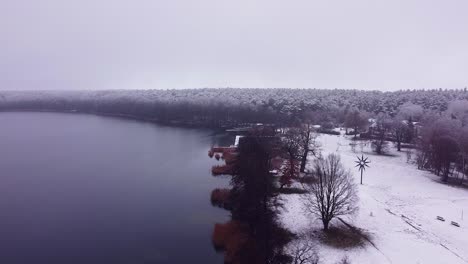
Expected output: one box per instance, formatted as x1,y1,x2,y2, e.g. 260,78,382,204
280,132,468,264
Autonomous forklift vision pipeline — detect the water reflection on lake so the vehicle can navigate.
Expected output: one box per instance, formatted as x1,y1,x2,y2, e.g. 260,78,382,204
0,112,231,264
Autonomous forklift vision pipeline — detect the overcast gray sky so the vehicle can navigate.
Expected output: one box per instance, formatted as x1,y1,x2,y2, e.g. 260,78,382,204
1,0,467,91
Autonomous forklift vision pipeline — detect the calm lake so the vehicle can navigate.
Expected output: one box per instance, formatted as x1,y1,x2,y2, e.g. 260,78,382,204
0,112,230,264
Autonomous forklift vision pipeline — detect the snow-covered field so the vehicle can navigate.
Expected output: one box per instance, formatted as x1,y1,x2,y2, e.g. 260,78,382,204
280,132,468,264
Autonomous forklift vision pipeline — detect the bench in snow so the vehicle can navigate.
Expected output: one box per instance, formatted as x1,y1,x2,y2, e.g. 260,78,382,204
451,221,460,227
436,216,445,221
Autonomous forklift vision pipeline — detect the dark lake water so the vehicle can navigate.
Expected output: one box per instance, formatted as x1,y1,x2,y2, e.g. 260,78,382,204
0,112,230,264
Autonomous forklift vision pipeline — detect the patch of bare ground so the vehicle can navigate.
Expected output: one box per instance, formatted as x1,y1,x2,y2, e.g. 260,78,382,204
317,222,373,249
277,187,307,194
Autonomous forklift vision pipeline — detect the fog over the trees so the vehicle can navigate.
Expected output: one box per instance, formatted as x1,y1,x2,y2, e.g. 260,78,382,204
0,88,466,127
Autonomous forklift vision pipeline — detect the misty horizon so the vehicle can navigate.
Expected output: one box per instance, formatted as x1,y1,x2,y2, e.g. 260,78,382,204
2,0,468,91
1,87,468,93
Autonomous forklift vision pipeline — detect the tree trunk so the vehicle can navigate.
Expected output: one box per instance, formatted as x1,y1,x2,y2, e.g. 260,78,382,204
443,174,448,183
323,219,330,231
462,158,466,185
442,164,449,182
300,150,308,173
397,140,401,151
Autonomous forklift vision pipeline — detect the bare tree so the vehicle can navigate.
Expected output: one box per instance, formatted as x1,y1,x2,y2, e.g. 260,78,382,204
281,128,302,187
298,123,319,173
371,114,392,154
279,124,319,189
447,100,468,126
398,102,423,121
459,127,468,184
417,117,461,182
302,154,358,231
288,237,320,264
344,109,368,138
433,135,459,182
391,116,408,152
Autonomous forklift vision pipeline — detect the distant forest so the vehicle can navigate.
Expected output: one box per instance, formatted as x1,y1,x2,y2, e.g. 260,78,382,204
2,88,468,185
1,88,467,128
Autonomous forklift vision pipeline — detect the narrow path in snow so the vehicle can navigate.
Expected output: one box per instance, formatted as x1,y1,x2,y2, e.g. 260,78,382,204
368,174,468,263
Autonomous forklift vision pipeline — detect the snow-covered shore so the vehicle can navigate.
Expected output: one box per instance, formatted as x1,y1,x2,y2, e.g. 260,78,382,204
280,133,468,264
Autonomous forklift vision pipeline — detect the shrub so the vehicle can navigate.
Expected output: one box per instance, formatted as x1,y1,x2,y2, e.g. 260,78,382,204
211,164,234,176
212,221,249,263
318,129,340,135
337,256,351,264
211,188,232,209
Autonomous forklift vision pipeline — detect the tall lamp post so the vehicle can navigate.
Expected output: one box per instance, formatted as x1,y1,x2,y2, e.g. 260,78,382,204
355,155,370,185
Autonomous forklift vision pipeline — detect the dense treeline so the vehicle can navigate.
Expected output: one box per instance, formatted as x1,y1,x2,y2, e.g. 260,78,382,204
2,88,467,185
0,88,467,128
415,109,468,184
